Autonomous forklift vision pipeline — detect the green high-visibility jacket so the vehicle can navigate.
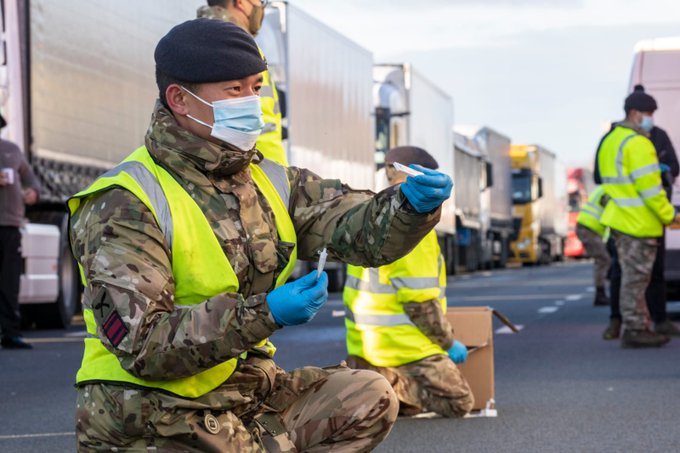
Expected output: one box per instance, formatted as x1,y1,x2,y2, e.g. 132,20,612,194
343,230,447,368
598,125,674,237
68,146,296,398
577,186,608,237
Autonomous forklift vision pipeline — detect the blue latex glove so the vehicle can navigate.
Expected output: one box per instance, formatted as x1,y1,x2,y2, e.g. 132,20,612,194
400,165,454,213
267,270,329,326
447,340,468,364
660,163,671,173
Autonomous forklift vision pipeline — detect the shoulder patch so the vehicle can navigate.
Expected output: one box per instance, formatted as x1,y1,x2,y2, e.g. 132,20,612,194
102,310,128,347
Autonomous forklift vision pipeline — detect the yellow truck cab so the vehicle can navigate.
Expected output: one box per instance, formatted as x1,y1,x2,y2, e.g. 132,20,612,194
510,145,568,265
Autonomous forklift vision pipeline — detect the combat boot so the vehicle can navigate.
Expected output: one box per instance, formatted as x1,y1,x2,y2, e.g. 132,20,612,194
654,320,680,337
621,329,670,348
602,318,621,340
593,286,610,306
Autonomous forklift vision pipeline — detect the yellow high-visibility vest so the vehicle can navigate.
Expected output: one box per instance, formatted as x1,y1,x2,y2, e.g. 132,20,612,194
343,230,447,367
256,48,288,166
68,146,296,398
577,186,608,237
599,125,674,237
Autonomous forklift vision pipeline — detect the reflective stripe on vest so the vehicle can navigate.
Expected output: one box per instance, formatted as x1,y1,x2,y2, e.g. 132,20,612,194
599,126,674,237
600,134,637,185
69,146,296,398
343,231,447,367
577,187,607,236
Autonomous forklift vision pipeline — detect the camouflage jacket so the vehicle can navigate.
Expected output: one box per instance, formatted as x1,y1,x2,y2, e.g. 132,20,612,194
70,102,440,382
404,300,455,352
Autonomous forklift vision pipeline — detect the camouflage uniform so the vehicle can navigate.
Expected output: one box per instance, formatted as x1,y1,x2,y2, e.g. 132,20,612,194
347,300,473,418
575,224,611,288
612,230,657,331
71,103,440,451
346,354,473,418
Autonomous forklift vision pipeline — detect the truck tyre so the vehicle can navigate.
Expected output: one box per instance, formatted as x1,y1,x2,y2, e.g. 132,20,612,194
22,212,81,329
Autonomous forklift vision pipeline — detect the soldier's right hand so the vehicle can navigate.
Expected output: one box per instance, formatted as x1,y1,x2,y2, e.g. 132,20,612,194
266,271,329,326
669,213,680,230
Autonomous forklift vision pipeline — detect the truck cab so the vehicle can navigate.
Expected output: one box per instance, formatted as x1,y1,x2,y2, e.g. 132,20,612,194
510,147,542,263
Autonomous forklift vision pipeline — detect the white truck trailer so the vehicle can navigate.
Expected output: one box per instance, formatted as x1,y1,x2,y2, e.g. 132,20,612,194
256,1,375,290
456,126,513,268
1,0,205,327
256,1,374,188
629,37,680,288
373,63,456,272
452,131,491,272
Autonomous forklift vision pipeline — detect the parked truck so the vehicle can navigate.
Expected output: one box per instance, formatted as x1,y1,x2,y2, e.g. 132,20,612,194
629,37,680,289
510,145,568,265
457,126,513,269
451,131,492,272
373,63,456,272
257,1,375,290
1,0,206,328
564,167,595,258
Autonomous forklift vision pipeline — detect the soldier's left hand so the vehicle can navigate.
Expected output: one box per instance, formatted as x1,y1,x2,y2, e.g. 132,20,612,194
447,340,468,364
400,165,453,214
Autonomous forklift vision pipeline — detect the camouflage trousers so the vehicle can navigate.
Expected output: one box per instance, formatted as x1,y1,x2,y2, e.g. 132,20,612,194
576,224,611,288
75,358,398,452
346,354,473,418
612,230,658,331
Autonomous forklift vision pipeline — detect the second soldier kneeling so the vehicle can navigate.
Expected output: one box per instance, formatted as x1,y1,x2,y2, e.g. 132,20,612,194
343,146,474,417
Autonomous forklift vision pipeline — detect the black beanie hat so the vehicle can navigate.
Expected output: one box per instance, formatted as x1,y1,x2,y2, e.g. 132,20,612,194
385,146,439,170
624,84,657,114
154,18,267,83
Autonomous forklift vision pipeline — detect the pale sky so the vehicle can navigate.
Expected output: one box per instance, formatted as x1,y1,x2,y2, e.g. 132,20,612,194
287,0,680,167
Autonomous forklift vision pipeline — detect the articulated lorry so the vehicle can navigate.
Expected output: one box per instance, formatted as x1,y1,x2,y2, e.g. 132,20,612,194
510,145,568,265
452,131,491,272
1,0,205,328
373,63,456,272
565,167,594,258
457,126,513,269
629,37,680,289
2,0,375,327
257,1,375,290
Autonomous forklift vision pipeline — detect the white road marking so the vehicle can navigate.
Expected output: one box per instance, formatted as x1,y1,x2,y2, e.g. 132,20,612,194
495,325,524,334
538,306,559,314
25,337,84,344
565,294,583,301
586,286,595,293
331,310,346,318
555,300,565,306
453,294,574,302
0,432,75,440
65,330,87,337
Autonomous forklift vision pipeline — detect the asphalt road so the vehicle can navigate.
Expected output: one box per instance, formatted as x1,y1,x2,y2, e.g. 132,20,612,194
2,261,680,452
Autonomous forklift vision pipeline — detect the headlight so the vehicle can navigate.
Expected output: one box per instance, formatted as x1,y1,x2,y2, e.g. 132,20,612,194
517,239,531,250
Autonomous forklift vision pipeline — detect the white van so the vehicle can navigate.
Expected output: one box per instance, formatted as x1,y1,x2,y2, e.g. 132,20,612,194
629,37,680,287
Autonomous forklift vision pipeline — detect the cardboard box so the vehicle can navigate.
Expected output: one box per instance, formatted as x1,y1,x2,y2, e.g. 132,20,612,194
446,307,518,417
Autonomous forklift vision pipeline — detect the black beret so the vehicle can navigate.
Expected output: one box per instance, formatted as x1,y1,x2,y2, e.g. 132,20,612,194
624,84,657,113
385,146,438,170
154,18,267,83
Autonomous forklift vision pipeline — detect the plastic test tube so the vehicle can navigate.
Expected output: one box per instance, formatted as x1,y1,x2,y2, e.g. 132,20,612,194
316,248,328,280
392,162,424,177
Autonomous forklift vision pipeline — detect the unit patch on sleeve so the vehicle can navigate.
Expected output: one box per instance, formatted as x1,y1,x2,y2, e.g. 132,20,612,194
102,310,128,347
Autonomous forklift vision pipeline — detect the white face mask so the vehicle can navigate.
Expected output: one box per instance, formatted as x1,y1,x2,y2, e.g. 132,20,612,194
182,87,264,151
